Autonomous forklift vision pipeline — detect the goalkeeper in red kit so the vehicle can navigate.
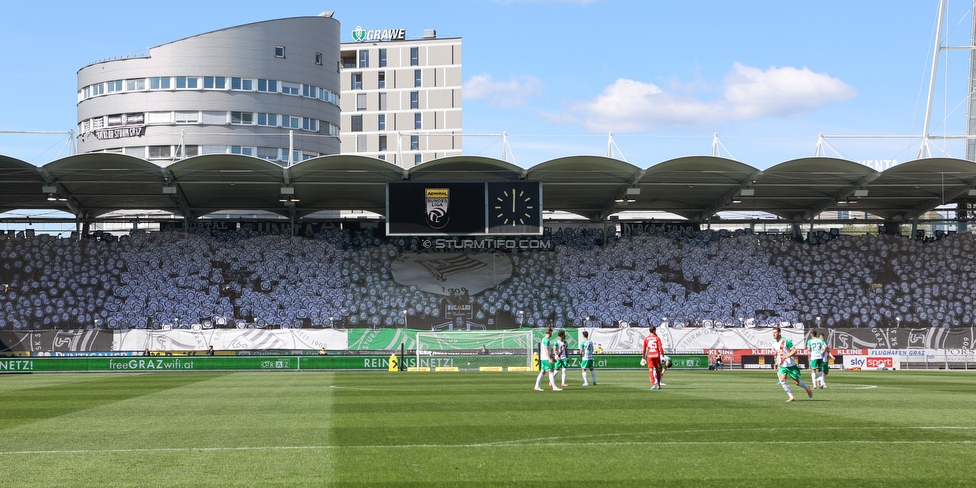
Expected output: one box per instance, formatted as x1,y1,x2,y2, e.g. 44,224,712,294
641,325,666,390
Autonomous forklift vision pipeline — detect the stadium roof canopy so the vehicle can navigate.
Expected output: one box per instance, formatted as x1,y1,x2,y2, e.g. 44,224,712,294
2,153,976,223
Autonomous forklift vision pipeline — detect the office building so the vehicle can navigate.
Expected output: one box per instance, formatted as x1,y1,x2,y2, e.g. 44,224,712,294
76,16,342,165
339,27,462,167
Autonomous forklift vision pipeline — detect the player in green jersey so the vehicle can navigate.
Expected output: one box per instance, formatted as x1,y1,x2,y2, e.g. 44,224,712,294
806,330,828,389
534,327,561,391
555,330,569,386
772,327,813,402
579,330,596,386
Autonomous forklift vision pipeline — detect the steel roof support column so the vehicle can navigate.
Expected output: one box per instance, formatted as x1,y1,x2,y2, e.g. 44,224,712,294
920,0,947,159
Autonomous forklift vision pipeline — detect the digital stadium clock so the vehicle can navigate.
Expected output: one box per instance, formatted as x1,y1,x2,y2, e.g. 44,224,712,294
386,181,543,236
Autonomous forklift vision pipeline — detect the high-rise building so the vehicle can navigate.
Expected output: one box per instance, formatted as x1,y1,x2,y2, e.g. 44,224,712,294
76,16,342,165
339,27,462,168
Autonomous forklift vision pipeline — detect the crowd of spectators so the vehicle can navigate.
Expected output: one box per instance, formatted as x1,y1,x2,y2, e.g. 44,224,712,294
1,225,974,330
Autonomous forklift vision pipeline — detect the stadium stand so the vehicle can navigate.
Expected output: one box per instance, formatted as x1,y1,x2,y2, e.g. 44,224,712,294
2,226,975,331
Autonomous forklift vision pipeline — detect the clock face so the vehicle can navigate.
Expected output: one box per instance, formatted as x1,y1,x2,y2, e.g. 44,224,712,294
487,181,542,234
494,188,534,226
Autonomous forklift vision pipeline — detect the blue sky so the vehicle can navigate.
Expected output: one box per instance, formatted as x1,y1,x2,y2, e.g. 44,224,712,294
1,0,972,169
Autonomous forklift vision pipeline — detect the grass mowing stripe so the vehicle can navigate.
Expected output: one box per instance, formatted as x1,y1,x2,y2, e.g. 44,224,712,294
1,370,974,486
4,437,976,456
0,372,227,431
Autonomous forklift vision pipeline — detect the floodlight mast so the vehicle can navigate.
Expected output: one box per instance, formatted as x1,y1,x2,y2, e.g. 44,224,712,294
919,0,948,159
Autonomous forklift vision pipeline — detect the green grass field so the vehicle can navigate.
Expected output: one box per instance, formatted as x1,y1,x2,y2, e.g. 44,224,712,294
2,369,975,487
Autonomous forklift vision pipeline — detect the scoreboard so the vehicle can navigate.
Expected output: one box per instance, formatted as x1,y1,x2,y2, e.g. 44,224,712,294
386,181,542,236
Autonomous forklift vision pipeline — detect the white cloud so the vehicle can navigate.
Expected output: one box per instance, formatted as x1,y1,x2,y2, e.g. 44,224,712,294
564,63,856,133
463,73,545,109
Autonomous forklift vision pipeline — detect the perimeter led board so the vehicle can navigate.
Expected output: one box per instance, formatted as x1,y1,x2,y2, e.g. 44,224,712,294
386,181,542,236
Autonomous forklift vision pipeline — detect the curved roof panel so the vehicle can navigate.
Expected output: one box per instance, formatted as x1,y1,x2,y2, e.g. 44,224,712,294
41,153,173,218
0,155,55,214
290,155,404,217
527,156,641,220
165,154,287,217
745,157,877,220
865,157,976,221
2,152,975,224
636,156,760,220
408,156,525,181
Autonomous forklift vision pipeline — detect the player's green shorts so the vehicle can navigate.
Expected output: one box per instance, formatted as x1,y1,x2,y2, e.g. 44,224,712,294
821,362,830,373
540,359,554,372
580,359,594,369
810,359,824,370
554,359,568,369
778,365,802,381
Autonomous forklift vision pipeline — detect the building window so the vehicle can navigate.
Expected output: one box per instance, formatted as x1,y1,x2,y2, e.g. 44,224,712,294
415,154,422,165
379,135,387,151
302,118,318,131
257,113,277,126
378,114,385,131
378,71,385,89
231,112,253,125
410,91,419,109
378,92,387,111
175,111,199,124
414,69,422,87
281,82,300,95
148,146,171,159
231,146,253,156
359,50,369,68
257,79,278,93
147,112,173,124
176,77,198,89
414,113,422,130
410,135,419,150
275,46,286,58
203,77,225,89
202,111,226,124
125,79,146,91
410,47,419,66
257,147,279,160
107,80,122,93
351,115,363,132
356,134,367,152
150,77,171,90
351,72,362,90
315,52,323,65
177,145,199,158
231,78,253,90
281,115,300,129
379,49,387,67
356,93,367,111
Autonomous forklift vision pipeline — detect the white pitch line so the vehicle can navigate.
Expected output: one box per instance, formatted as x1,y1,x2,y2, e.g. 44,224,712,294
3,438,976,456
476,424,976,446
3,425,975,456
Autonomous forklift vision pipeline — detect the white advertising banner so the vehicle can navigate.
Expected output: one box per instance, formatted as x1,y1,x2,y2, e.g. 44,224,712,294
114,329,348,352
843,355,901,370
581,327,806,353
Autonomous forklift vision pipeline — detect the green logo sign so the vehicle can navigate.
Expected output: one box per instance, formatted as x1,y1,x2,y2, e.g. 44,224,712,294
352,26,366,42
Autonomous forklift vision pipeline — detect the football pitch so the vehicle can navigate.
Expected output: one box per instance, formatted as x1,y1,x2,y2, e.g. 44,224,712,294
2,369,975,487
